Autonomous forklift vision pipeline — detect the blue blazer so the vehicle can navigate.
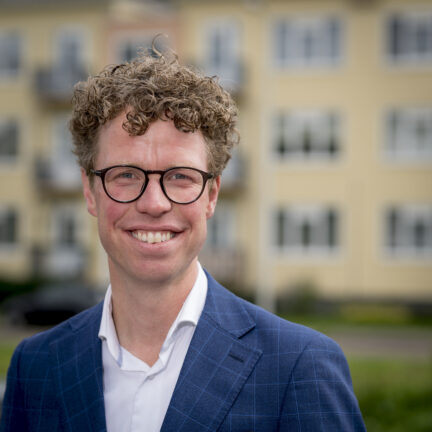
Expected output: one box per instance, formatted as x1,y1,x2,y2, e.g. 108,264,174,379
1,273,365,431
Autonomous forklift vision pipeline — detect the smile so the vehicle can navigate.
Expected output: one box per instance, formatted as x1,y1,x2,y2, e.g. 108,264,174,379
131,230,175,244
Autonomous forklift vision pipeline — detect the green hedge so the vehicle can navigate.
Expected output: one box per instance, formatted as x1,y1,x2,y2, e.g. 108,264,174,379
350,356,432,432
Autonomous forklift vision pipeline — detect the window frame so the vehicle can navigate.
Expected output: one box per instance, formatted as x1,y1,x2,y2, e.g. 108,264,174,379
383,106,432,162
0,206,18,249
384,9,432,67
0,30,22,80
272,14,344,70
383,204,432,258
273,204,341,256
0,117,20,163
272,109,342,162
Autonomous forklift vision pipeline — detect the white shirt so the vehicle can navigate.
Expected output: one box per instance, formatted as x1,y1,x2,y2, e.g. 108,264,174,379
98,263,208,432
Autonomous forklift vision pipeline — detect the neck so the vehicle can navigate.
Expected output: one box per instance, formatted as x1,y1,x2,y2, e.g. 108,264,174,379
108,260,198,365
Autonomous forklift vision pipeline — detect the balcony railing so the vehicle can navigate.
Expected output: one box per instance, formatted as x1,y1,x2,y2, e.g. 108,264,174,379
35,157,82,194
32,245,87,279
203,60,245,97
220,150,245,194
199,247,244,285
35,63,88,103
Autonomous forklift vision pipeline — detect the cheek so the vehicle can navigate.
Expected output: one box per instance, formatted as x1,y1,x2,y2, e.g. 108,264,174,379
97,199,127,230
181,203,208,232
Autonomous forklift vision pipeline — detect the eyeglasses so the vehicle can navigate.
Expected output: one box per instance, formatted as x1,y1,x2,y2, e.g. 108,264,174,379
91,165,214,205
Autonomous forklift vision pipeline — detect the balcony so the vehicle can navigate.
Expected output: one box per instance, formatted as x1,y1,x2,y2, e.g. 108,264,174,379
220,150,246,195
35,157,82,195
199,247,244,286
35,63,88,104
32,245,87,280
203,60,245,98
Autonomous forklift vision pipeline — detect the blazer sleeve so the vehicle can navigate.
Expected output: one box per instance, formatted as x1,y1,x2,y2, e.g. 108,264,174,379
0,340,28,432
279,333,366,431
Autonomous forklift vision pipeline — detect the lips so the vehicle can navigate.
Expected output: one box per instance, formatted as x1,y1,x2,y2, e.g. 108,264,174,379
131,230,176,244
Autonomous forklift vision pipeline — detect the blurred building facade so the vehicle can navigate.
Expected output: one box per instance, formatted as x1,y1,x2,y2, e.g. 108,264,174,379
0,0,431,305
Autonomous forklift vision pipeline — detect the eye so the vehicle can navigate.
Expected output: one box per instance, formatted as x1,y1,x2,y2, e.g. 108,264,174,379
171,172,189,180
119,171,135,179
107,167,143,183
165,169,196,184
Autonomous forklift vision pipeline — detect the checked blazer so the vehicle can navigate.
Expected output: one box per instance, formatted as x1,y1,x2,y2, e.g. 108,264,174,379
1,272,366,431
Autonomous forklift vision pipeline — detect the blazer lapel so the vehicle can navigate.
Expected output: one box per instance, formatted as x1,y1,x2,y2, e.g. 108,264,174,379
161,274,262,432
50,303,107,432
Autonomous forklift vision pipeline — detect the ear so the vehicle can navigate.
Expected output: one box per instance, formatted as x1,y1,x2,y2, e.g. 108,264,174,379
81,169,98,217
206,175,220,219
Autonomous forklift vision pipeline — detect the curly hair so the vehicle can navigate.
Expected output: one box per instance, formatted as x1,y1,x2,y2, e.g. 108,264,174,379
69,54,239,177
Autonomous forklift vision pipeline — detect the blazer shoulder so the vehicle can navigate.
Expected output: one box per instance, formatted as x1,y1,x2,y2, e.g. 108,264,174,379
206,273,342,355
243,295,341,351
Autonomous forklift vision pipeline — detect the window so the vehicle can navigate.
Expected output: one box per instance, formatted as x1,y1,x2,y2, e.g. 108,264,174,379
51,114,80,187
204,20,241,91
386,11,432,65
273,110,340,160
53,115,74,166
53,205,80,248
0,208,18,246
385,205,432,257
54,28,86,70
273,15,342,68
0,31,21,78
275,205,340,255
0,118,19,160
116,36,162,63
385,107,432,161
205,202,235,249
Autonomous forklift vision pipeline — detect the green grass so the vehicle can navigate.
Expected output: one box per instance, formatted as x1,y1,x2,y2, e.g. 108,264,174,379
349,356,432,432
283,311,432,333
0,343,17,379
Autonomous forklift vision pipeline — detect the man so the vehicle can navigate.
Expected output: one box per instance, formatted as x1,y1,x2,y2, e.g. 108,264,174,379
1,54,365,431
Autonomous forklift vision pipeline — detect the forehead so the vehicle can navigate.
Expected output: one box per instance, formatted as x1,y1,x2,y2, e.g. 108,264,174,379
96,114,208,168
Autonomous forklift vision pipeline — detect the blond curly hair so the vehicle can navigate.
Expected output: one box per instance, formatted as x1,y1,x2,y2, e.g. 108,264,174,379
69,54,239,177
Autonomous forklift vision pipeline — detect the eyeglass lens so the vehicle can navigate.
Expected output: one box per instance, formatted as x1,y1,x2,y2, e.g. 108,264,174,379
103,166,206,203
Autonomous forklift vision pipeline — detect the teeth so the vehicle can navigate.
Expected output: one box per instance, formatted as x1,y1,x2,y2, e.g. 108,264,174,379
132,231,174,244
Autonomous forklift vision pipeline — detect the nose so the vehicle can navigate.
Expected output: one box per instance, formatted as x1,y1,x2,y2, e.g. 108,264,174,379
134,175,172,216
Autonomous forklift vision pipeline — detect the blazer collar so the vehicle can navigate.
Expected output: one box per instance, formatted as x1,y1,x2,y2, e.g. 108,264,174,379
200,270,256,337
161,272,262,432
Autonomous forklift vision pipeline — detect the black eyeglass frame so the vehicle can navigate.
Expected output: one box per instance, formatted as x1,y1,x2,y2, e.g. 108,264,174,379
91,165,215,205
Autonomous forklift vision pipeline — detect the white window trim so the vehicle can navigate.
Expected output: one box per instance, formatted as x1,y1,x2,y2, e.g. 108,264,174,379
51,113,81,187
0,116,20,165
204,201,236,250
0,30,23,81
200,17,242,92
107,28,174,64
51,203,84,249
52,25,91,68
382,106,432,164
271,108,343,164
272,204,342,259
0,205,18,251
271,13,345,71
383,8,432,69
382,203,432,260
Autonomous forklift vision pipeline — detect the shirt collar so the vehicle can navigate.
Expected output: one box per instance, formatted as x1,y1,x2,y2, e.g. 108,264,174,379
98,262,208,367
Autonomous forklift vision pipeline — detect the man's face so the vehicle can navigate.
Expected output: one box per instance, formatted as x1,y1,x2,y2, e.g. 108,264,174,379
81,114,220,289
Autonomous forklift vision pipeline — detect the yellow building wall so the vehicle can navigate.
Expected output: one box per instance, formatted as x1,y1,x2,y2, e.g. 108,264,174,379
0,4,107,281
0,0,431,301
179,0,432,301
